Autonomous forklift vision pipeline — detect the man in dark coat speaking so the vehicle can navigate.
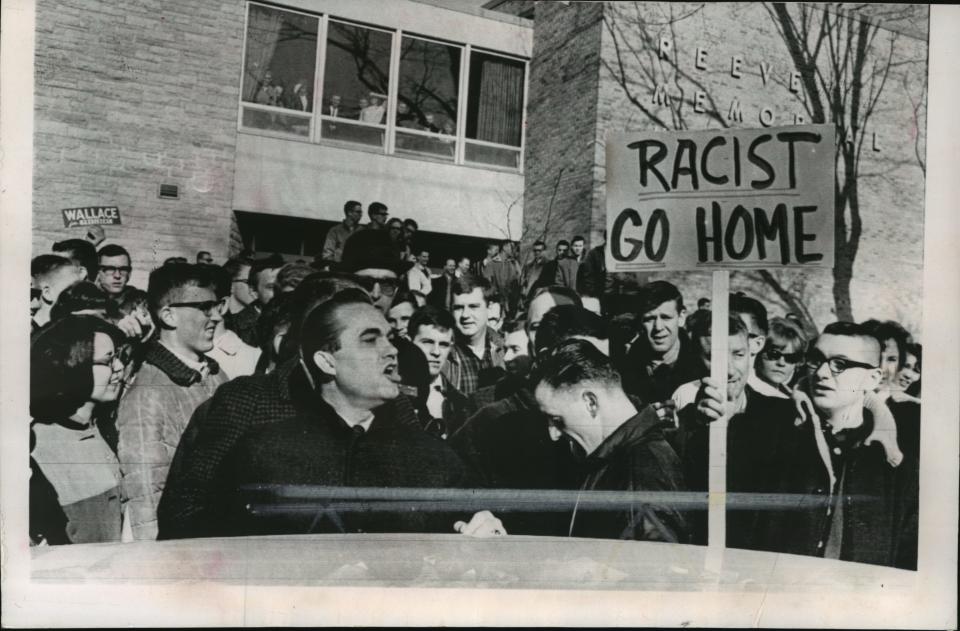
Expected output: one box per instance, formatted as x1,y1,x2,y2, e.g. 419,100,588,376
158,282,503,539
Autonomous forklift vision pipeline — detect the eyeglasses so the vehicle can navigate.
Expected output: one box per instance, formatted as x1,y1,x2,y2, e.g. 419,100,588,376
762,348,803,364
100,265,131,275
804,351,878,376
355,276,399,296
167,299,227,317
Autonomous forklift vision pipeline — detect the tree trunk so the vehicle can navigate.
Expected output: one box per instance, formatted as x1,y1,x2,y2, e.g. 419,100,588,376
832,258,855,321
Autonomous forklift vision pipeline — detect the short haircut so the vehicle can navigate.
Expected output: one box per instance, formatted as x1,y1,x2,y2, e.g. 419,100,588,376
277,262,314,293
529,285,583,310
697,297,710,309
502,318,527,335
368,201,388,216
344,200,362,214
247,254,285,288
146,263,218,321
206,264,232,299
533,240,546,249
277,271,367,363
115,286,149,316
196,250,212,262
452,274,495,303
685,308,713,342
730,292,769,335
557,239,570,248
534,338,621,391
407,304,456,339
766,316,807,349
403,218,418,230
50,281,119,322
163,256,188,266
32,254,73,282
300,287,374,383
52,239,98,280
222,256,253,280
860,319,911,367
638,280,684,315
387,217,404,230
487,292,503,307
535,304,608,354
571,235,585,244
820,321,882,364
31,314,126,421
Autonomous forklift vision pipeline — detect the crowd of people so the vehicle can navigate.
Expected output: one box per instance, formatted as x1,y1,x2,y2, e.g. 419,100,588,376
27,205,921,570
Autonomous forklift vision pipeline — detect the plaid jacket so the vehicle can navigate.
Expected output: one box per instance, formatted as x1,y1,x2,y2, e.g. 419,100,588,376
441,329,505,396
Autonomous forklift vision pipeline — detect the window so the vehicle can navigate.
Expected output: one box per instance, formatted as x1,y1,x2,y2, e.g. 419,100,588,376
321,20,394,148
464,51,525,169
241,4,319,137
238,4,528,171
395,36,462,162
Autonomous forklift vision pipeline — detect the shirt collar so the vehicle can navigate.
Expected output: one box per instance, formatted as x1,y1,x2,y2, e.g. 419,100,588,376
145,341,220,386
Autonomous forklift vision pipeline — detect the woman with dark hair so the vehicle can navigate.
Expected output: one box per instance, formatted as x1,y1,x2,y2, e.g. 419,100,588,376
897,342,922,398
49,281,119,322
31,315,127,543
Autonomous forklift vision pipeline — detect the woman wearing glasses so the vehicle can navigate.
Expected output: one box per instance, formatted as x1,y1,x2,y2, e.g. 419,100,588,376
755,316,808,398
30,315,128,543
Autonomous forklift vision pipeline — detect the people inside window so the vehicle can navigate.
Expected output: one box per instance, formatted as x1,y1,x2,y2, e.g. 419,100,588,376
360,93,387,124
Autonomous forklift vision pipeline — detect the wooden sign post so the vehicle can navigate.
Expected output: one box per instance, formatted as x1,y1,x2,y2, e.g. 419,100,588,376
605,124,836,556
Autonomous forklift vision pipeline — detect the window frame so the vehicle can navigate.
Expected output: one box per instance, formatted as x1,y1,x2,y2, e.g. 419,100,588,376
237,1,529,173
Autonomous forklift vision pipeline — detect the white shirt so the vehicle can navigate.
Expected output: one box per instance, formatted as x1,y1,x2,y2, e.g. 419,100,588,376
748,373,790,399
407,264,433,295
206,329,262,379
427,375,446,420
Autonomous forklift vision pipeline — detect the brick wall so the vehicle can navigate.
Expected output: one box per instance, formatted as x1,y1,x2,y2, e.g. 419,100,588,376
520,1,603,255
33,0,245,289
523,2,928,332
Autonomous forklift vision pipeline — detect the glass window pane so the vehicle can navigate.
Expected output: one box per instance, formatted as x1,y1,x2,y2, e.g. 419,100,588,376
242,106,311,137
395,129,456,161
466,52,525,147
320,120,385,148
397,37,461,136
464,141,520,169
242,5,319,112
323,21,392,124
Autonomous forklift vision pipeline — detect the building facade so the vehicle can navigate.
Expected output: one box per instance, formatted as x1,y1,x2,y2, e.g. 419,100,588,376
33,0,532,289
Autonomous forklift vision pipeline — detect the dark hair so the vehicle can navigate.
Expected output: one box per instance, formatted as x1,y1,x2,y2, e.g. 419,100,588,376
368,201,388,217
452,274,495,303
685,308,713,342
638,280,684,316
32,254,73,281
52,239,98,280
222,256,253,280
50,281,119,322
407,304,456,339
344,200,362,214
277,262,314,294
30,315,125,421
533,240,546,249
821,321,883,363
299,288,373,383
278,272,367,364
557,239,570,248
730,293,769,335
98,244,130,263
904,342,922,372
257,291,297,361
196,250,212,262
697,297,710,309
403,218,418,230
204,264,232,299
533,338,621,391
146,263,218,321
387,218,404,230
163,256,188,266
247,254,285,288
860,319,911,368
528,285,583,310
571,235,585,244
389,290,418,311
115,286,149,316
534,305,608,354
502,318,527,335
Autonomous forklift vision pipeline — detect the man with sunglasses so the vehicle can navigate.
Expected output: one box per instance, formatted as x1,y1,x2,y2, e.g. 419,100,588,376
762,322,918,568
96,244,134,297
117,263,228,540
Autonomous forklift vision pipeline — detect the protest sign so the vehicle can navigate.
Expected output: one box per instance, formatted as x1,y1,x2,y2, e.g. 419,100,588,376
61,205,122,228
605,125,835,271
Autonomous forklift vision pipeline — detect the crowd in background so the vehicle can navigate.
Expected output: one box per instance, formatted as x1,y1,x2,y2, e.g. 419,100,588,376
28,202,921,570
